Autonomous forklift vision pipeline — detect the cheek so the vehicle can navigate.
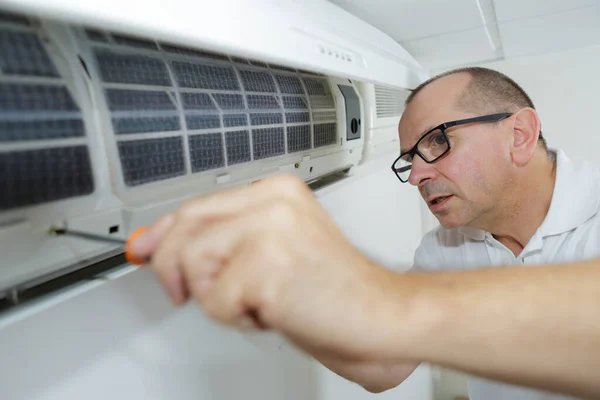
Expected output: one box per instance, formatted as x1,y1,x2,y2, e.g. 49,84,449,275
441,147,496,200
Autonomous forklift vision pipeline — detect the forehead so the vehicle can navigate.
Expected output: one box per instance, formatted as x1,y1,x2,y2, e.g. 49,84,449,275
398,73,472,151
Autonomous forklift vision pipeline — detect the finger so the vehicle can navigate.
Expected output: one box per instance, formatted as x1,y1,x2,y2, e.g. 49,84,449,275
133,174,311,263
178,202,282,299
129,213,175,258
138,174,308,304
179,200,298,326
150,217,200,305
199,236,270,330
162,264,190,306
154,179,305,304
135,179,271,303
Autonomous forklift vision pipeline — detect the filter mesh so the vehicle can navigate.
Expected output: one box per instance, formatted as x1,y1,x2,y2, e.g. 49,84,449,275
104,89,180,134
1,23,95,209
225,130,251,165
252,127,285,160
185,114,221,130
282,96,308,110
0,30,59,77
86,29,338,186
95,50,172,86
223,114,248,127
287,125,311,153
250,113,283,126
181,92,217,110
1,14,342,209
172,61,239,90
246,95,280,110
113,115,180,135
106,89,176,111
285,112,310,124
1,83,78,111
314,123,337,148
118,137,185,186
0,119,85,141
189,133,225,172
275,75,305,95
239,70,277,93
212,93,245,110
0,146,94,211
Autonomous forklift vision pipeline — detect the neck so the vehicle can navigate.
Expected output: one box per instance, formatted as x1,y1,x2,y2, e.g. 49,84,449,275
487,152,557,256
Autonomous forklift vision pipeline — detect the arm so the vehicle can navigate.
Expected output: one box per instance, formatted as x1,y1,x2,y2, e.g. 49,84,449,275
395,260,600,399
129,174,600,400
315,357,419,393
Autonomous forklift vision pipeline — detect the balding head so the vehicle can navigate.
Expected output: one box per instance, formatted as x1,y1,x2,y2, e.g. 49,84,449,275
405,67,548,151
396,67,548,231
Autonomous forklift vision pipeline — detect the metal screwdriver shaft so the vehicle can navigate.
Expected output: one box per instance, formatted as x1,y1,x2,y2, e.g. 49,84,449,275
49,227,126,245
49,226,149,265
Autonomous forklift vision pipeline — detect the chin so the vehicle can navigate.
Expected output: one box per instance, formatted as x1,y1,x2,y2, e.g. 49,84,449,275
434,213,466,230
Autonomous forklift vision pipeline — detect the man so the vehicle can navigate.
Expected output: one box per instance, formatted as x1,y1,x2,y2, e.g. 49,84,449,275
129,67,600,399
389,66,600,400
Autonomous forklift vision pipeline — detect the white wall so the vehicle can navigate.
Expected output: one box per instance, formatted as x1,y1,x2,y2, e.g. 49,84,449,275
0,157,433,400
430,44,600,400
480,45,600,163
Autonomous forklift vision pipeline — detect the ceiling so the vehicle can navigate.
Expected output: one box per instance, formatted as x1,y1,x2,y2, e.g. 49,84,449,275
327,0,600,72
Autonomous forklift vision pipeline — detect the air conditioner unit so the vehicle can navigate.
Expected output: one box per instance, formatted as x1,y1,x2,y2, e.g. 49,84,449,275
0,0,427,310
357,83,412,163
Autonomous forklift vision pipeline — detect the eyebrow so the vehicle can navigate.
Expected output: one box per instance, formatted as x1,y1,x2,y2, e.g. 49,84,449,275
400,124,436,154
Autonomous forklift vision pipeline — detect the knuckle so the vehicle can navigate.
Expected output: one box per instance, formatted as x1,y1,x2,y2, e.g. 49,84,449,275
268,199,297,224
181,247,223,281
200,283,240,324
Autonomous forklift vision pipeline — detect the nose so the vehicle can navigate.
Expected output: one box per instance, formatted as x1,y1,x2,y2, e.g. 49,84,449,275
407,154,437,186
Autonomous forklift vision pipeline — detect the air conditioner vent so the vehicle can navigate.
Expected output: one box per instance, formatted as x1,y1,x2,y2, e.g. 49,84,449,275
0,22,94,211
82,29,339,188
374,85,406,118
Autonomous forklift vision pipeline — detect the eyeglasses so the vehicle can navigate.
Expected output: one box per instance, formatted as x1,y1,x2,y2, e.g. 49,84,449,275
391,113,513,183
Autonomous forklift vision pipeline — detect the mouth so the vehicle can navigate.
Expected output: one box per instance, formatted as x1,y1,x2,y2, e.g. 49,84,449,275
427,195,453,211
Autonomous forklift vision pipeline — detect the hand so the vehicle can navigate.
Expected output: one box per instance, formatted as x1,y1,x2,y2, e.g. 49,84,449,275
130,174,404,362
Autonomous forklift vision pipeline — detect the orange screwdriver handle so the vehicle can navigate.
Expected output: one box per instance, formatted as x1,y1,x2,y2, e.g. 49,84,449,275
125,226,149,265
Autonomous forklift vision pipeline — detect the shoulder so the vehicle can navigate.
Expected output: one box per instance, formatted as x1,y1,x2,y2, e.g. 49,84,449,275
571,157,600,181
558,152,600,223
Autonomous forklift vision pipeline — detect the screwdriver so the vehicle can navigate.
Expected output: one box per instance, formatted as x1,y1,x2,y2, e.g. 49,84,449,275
49,226,149,265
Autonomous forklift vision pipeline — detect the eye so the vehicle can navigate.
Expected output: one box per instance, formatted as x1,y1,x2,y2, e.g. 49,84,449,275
427,131,446,147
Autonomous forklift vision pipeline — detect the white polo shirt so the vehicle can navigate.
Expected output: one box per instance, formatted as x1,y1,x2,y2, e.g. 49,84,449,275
411,149,600,400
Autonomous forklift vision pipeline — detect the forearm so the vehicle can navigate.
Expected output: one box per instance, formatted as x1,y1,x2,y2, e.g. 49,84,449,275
393,260,600,399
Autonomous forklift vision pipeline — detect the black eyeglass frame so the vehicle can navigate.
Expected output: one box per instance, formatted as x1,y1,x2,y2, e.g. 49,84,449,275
391,112,513,183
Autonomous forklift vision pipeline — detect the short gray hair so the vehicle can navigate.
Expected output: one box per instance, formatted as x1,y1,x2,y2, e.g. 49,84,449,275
406,67,549,153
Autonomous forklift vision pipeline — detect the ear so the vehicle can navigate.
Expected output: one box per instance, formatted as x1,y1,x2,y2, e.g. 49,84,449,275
509,108,541,166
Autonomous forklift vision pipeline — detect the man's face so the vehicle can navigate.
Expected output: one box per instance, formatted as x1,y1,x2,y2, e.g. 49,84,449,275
398,73,513,230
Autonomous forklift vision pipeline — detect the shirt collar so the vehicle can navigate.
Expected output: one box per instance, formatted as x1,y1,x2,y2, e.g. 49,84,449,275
537,149,600,237
458,149,600,241
457,226,486,241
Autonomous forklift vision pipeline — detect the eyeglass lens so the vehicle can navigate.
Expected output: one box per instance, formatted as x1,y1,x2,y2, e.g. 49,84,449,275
393,128,448,181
